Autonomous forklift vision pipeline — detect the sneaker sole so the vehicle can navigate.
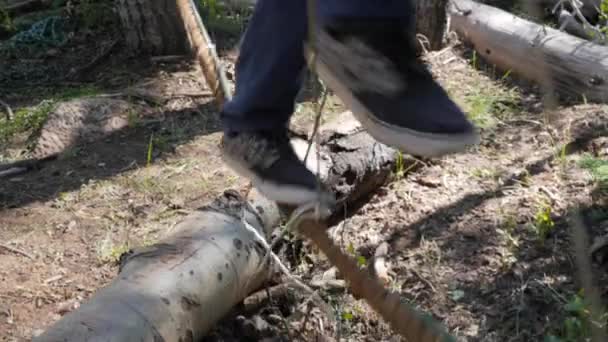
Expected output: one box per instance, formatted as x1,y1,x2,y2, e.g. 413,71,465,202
222,151,325,206
308,50,480,157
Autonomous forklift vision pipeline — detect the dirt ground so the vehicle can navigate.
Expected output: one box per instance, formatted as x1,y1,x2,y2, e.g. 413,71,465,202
1,6,608,342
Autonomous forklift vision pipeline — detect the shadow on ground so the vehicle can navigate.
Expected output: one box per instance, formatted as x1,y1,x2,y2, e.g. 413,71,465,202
0,99,222,210
381,119,608,340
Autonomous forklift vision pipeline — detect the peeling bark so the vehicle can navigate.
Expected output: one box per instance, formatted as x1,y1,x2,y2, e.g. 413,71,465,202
116,0,188,55
416,0,449,51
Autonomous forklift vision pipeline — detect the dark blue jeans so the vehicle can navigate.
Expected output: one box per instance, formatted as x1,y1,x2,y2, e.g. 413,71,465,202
220,0,412,132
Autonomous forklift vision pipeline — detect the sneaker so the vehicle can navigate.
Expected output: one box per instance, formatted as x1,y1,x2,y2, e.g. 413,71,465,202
306,18,480,157
220,129,334,207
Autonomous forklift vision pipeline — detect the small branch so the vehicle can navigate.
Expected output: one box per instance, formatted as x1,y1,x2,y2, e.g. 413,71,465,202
411,268,437,293
242,283,290,313
0,99,13,121
0,243,34,260
539,185,561,204
0,156,57,179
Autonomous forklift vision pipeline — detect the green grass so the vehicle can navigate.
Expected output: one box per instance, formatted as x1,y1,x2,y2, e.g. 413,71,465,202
460,85,519,129
197,0,250,37
0,85,101,146
545,291,608,342
579,154,608,191
530,201,555,244
0,101,55,144
53,85,100,100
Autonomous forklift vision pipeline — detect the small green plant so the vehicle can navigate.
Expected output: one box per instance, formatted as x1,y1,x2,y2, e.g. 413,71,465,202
200,0,220,19
519,169,532,187
0,85,101,146
97,237,131,264
0,5,14,35
496,212,520,269
461,84,519,129
146,133,155,167
395,151,406,178
471,50,477,68
531,201,555,243
599,0,608,36
75,0,117,30
346,243,367,267
470,167,502,182
0,100,55,144
545,290,608,342
394,151,419,179
127,108,139,128
579,154,608,191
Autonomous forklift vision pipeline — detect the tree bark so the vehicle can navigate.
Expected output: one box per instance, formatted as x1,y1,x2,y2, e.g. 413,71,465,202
33,111,411,342
450,0,608,103
415,0,448,51
116,0,189,55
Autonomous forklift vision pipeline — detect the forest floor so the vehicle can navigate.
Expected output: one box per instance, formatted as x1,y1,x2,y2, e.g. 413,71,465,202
1,4,608,342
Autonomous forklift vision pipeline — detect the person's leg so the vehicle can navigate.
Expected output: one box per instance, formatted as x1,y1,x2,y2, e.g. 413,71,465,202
310,1,480,157
221,0,307,132
221,0,333,206
221,0,479,207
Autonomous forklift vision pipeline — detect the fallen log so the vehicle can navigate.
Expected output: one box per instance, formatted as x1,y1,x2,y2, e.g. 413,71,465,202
33,111,410,342
449,0,608,103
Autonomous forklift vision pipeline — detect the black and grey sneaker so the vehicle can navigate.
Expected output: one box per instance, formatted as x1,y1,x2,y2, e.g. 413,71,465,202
220,129,334,207
307,18,480,157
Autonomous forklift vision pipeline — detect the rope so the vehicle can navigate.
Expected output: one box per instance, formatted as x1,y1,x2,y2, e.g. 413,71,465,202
185,0,457,338
283,2,459,340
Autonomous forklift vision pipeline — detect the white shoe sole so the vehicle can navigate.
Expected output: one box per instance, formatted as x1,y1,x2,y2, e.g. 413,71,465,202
307,49,480,157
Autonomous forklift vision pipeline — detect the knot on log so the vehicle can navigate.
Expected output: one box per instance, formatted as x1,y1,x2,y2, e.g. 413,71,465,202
201,189,248,219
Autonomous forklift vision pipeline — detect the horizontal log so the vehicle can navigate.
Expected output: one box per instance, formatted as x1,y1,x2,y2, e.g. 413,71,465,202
33,111,403,342
450,0,608,103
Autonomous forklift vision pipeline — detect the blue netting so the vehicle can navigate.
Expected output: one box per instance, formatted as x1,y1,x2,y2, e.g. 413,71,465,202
1,16,69,52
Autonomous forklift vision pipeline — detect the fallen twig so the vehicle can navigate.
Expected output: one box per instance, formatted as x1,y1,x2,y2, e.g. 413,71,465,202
0,156,56,179
0,243,34,260
0,99,13,121
539,185,561,204
242,283,291,313
96,89,213,105
411,268,437,293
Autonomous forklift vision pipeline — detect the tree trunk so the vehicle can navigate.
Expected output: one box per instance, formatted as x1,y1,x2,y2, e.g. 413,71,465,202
33,111,423,342
450,0,608,103
116,0,189,55
415,0,448,51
